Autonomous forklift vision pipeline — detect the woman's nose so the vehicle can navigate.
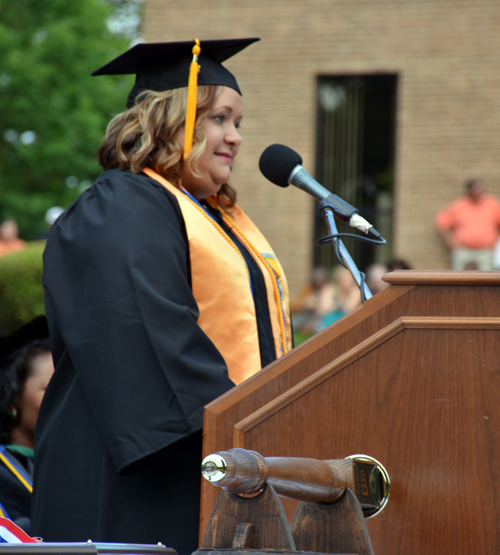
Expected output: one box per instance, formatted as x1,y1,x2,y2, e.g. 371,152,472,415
225,124,242,146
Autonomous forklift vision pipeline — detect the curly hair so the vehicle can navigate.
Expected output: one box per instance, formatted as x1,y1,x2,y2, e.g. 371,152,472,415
0,339,52,444
98,85,237,207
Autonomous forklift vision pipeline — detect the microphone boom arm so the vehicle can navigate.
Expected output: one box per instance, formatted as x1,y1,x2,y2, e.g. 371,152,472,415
320,202,373,302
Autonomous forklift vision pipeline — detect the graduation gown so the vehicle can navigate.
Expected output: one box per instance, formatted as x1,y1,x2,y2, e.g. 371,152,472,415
31,169,284,554
0,445,33,534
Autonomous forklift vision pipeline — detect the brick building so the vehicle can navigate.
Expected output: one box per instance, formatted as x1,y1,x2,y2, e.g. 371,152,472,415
143,0,500,296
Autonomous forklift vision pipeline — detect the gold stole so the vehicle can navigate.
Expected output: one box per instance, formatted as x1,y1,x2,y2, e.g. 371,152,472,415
142,167,292,385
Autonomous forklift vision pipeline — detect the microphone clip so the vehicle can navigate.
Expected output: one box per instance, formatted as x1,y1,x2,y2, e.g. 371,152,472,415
318,197,385,242
318,195,358,226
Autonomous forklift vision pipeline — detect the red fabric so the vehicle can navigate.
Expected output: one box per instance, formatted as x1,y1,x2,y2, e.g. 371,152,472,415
436,194,500,249
0,517,37,543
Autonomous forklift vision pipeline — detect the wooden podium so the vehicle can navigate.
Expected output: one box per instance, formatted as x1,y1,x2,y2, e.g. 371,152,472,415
201,271,500,555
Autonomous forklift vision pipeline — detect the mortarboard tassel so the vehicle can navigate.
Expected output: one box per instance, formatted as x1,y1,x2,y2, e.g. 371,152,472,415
184,38,201,159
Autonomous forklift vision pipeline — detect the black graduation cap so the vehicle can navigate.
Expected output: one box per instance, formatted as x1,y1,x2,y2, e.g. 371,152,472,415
92,38,260,109
0,316,50,369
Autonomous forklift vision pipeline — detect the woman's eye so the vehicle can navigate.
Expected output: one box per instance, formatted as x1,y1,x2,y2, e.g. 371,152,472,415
213,115,224,123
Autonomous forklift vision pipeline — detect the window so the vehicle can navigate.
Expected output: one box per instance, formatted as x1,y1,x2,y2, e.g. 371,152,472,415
314,75,397,274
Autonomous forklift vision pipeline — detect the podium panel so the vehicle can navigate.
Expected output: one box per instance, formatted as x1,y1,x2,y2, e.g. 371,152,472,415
202,272,500,555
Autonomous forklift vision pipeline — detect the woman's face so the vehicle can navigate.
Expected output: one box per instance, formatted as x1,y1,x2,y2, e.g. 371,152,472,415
178,86,243,200
13,352,54,448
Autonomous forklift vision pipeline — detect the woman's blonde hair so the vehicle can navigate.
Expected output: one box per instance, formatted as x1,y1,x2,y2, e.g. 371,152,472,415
98,85,237,207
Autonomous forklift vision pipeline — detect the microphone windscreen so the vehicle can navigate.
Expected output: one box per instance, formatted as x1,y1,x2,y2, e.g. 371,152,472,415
259,144,303,187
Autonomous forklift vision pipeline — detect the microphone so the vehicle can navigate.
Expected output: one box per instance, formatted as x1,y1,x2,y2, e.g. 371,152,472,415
259,144,382,239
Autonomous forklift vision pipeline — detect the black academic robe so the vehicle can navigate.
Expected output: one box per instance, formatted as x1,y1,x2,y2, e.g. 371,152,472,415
31,169,275,554
0,446,33,534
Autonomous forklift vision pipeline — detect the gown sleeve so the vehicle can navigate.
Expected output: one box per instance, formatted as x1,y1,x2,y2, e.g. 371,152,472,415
42,169,235,474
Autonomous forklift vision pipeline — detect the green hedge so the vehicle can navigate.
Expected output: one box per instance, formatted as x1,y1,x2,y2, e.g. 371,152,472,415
0,241,46,334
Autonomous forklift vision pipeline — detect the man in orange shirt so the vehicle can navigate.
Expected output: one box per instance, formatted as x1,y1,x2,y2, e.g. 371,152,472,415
0,219,25,257
436,179,500,270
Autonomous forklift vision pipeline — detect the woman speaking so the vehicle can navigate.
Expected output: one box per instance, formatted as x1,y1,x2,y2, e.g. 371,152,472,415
31,38,292,554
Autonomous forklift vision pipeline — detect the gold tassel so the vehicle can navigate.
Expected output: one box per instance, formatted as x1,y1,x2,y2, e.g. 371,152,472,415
184,38,201,159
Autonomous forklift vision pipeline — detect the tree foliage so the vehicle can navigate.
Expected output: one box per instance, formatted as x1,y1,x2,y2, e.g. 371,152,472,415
0,241,46,333
0,0,136,238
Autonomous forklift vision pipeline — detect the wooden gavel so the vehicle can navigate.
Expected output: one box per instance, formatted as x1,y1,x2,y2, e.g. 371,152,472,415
201,448,390,515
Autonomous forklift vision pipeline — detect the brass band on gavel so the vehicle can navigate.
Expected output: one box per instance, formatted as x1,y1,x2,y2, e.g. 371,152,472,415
201,448,358,504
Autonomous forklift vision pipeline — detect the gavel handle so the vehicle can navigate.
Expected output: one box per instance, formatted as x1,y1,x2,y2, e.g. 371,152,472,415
202,448,355,503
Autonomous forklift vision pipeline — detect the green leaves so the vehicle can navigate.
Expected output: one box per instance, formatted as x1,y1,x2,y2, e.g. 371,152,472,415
0,241,45,333
0,0,135,238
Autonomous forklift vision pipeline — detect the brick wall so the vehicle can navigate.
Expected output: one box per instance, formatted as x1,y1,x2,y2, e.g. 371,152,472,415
143,0,500,295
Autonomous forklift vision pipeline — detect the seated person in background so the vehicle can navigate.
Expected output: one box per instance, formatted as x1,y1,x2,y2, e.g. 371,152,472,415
291,267,336,334
365,263,390,295
387,258,412,272
0,219,25,257
0,316,53,533
320,265,363,329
